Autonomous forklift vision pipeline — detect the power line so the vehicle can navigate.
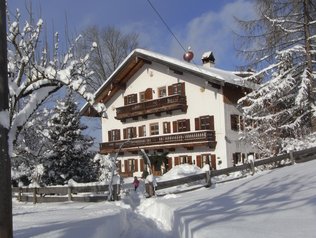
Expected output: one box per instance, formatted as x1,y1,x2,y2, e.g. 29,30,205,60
145,0,187,53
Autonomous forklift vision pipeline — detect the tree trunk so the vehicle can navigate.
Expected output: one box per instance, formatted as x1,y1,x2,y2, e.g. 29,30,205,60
303,0,315,129
0,0,13,236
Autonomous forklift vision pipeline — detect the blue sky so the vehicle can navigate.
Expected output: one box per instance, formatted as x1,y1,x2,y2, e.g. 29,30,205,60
8,0,257,70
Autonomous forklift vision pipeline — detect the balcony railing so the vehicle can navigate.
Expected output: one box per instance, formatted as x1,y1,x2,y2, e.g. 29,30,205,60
100,130,216,153
116,95,187,120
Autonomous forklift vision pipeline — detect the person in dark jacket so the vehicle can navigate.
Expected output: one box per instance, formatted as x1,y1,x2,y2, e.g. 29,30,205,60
132,176,140,191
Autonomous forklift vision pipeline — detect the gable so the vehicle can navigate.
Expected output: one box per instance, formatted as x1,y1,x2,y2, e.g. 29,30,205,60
81,49,256,117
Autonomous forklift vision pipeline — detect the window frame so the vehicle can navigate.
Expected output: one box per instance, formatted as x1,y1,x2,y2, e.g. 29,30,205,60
150,122,159,136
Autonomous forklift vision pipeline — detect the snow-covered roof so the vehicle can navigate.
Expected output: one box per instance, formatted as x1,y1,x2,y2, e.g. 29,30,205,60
81,48,257,116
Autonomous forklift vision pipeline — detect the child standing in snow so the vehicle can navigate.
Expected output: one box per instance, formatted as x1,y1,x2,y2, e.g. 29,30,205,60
132,176,140,191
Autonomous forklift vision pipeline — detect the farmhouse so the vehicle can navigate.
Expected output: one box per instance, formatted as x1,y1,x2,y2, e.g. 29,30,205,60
81,48,257,177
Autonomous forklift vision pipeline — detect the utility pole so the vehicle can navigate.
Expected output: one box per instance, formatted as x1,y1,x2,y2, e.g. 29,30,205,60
0,0,13,237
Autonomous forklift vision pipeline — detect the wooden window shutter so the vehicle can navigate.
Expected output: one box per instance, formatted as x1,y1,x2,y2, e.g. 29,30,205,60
186,119,190,131
145,88,153,100
231,115,238,131
124,96,128,105
135,94,138,103
174,157,180,165
209,116,214,130
211,154,216,169
232,153,237,165
195,118,200,130
123,128,127,139
139,126,144,137
180,82,185,96
116,129,121,140
173,121,178,133
132,127,137,138
108,131,113,142
124,160,129,172
168,158,173,169
196,155,202,168
188,156,192,164
134,159,138,172
168,85,173,96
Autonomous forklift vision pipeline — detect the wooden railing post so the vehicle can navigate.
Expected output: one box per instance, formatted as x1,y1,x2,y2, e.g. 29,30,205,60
68,186,72,201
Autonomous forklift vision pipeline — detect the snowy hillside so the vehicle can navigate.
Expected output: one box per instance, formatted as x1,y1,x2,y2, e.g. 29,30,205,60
13,160,316,238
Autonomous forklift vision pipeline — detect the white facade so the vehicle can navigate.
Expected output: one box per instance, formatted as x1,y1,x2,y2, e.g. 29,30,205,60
82,49,256,177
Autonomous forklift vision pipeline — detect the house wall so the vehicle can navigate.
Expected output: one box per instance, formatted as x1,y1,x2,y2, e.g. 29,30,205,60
100,61,254,176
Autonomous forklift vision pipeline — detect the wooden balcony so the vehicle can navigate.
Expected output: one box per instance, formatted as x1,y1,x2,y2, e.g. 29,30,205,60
115,95,187,121
100,130,216,154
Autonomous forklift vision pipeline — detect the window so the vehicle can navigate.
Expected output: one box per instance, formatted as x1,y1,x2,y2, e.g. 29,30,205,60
123,127,136,139
150,123,159,135
233,152,245,165
173,119,190,132
196,154,217,169
138,125,146,137
125,159,138,173
124,94,137,105
231,114,244,131
168,82,185,96
139,88,153,102
202,154,211,167
179,156,192,164
158,86,167,98
128,160,135,173
139,91,145,102
108,129,120,141
163,122,171,134
195,115,214,130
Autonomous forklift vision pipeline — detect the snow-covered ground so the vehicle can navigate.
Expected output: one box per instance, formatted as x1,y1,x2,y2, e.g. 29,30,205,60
13,160,316,238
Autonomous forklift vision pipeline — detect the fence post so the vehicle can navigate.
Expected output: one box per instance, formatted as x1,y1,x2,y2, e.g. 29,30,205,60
146,182,155,197
289,151,295,165
18,187,22,202
249,160,255,176
33,187,37,204
205,170,212,187
68,186,72,201
113,184,117,201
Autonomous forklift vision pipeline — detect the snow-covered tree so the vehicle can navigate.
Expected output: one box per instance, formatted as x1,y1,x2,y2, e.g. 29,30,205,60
11,107,53,185
239,48,312,156
236,0,316,156
4,9,106,157
41,92,97,185
235,0,315,74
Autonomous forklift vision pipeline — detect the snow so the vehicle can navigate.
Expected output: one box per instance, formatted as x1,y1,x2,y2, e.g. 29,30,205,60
0,109,10,129
13,160,316,238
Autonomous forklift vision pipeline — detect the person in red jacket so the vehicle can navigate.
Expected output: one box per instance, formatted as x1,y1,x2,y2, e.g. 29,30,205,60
132,176,140,191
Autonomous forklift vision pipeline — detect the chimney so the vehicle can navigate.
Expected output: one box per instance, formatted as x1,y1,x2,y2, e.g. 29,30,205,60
201,51,215,67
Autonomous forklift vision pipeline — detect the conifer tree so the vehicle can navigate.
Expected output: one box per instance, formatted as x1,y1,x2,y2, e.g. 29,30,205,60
41,92,97,185
237,0,316,156
239,49,311,156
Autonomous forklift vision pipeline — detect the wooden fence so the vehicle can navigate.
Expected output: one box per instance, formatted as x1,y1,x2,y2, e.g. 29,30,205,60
12,146,316,203
11,184,116,203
